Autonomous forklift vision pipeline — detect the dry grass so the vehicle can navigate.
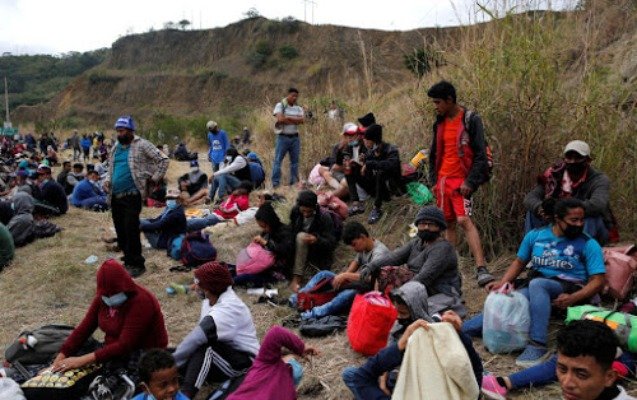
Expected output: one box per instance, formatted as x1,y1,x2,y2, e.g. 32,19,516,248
1,150,634,399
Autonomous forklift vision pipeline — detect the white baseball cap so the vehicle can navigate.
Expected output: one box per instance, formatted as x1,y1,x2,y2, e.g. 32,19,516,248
563,140,590,157
206,121,218,130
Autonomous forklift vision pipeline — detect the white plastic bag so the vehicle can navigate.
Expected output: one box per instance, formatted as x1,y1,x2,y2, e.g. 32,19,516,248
0,378,26,400
482,283,530,353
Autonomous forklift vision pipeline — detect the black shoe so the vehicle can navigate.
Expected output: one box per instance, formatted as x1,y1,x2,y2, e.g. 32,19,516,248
125,265,146,278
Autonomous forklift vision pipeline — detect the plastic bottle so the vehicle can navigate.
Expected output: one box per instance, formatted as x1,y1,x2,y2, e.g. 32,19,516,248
166,283,190,296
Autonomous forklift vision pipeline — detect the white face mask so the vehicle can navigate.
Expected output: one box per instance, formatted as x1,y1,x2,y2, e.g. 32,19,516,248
190,167,199,173
225,156,233,163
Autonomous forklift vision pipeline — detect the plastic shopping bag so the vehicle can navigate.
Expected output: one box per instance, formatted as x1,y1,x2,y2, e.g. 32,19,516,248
482,283,530,353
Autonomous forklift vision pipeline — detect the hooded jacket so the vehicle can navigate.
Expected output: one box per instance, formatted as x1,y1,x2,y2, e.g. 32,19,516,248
389,281,434,344
7,191,35,247
59,260,168,363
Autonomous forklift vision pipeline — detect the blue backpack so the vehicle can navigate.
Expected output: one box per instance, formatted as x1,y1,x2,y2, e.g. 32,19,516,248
249,162,265,188
180,231,217,268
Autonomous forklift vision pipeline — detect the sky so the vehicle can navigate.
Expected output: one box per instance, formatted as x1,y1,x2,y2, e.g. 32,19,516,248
0,0,494,55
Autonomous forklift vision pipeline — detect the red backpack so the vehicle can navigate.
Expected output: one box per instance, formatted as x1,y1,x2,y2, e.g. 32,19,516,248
297,277,337,312
347,292,398,356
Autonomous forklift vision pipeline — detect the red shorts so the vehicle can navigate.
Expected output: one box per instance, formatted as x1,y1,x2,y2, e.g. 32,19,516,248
434,177,472,221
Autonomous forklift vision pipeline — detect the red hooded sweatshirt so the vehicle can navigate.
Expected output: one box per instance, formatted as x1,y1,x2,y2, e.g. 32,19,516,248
59,259,168,362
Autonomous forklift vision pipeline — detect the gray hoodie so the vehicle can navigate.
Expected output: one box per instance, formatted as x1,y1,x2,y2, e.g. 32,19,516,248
7,192,34,247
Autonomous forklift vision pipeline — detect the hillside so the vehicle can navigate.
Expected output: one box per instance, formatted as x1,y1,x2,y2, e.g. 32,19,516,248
12,17,459,125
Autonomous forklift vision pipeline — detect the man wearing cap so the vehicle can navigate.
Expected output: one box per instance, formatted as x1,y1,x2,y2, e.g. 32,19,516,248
524,140,614,244
71,170,108,211
272,88,305,188
173,261,259,399
104,116,169,278
178,160,209,206
346,124,402,224
206,120,229,173
358,206,465,316
34,164,68,215
427,80,494,287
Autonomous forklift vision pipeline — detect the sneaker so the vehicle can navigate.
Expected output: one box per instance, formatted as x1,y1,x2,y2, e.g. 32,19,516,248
481,375,508,400
348,204,365,216
515,344,549,368
476,266,495,287
125,265,146,278
367,207,383,224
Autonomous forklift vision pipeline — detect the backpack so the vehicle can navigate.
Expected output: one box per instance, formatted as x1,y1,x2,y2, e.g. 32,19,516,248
180,231,217,268
236,242,276,275
602,245,637,300
299,315,348,337
5,324,99,366
169,234,185,260
248,162,266,188
464,110,494,181
297,277,337,312
273,98,288,134
347,292,397,356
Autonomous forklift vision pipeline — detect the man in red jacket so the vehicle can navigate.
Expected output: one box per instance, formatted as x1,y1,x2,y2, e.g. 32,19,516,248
51,260,168,372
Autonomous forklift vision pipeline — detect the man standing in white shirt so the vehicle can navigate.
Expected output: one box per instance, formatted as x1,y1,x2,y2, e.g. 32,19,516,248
271,88,305,188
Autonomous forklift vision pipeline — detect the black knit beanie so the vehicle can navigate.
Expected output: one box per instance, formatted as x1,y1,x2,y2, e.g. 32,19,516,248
414,206,447,230
364,124,383,143
357,112,376,128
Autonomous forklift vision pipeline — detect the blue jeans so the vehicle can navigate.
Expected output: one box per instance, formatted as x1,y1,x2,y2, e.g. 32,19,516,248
271,134,300,187
462,278,564,345
291,271,356,319
210,174,241,200
524,211,608,245
76,195,108,210
342,344,403,400
186,215,221,232
142,231,161,249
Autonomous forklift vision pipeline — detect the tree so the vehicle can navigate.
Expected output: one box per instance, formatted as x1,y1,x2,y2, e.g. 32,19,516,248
178,19,191,30
163,21,175,30
244,8,260,19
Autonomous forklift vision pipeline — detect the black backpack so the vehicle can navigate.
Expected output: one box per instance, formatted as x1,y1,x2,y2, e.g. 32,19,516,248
299,315,348,337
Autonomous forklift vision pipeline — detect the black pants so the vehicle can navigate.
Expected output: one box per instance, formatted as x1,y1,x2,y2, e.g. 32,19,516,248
111,193,145,268
180,343,253,397
346,166,390,209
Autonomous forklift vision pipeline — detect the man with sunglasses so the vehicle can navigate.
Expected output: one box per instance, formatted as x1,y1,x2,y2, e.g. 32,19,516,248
524,140,614,245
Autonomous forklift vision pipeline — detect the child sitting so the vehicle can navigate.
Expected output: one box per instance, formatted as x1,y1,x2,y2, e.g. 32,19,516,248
186,181,253,232
133,349,190,400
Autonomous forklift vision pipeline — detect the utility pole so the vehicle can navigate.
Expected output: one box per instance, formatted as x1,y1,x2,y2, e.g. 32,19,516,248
302,0,316,24
4,76,10,128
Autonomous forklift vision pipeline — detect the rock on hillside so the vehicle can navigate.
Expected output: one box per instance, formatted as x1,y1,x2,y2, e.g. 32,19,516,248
14,17,455,124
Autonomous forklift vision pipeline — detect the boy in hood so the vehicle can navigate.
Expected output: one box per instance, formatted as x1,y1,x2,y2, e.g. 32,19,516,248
7,191,35,247
342,281,482,399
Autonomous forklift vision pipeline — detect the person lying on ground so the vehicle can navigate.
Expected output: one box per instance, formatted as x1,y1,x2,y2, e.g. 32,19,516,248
133,349,190,400
186,181,253,232
227,326,320,400
346,123,402,224
233,202,294,287
209,148,252,204
462,198,606,368
293,221,389,319
524,139,615,245
71,170,108,211
0,222,15,271
342,284,482,400
140,189,187,250
50,259,168,373
173,261,259,399
33,164,68,215
358,206,465,315
178,160,209,206
288,190,337,292
483,320,636,400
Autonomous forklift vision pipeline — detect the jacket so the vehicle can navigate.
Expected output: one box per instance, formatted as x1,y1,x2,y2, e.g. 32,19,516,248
227,326,304,400
289,205,337,269
71,179,106,207
140,206,187,249
7,192,34,247
36,179,68,215
106,136,170,200
364,141,404,195
59,260,168,362
173,287,259,368
428,107,489,191
524,164,613,228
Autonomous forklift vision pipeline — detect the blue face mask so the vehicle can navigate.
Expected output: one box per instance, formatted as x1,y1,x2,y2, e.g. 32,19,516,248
101,292,128,307
287,358,304,386
166,199,178,209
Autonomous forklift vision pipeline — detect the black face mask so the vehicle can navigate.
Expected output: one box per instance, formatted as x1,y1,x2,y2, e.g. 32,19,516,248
397,318,413,327
418,229,440,242
562,223,584,239
117,134,133,145
565,161,587,176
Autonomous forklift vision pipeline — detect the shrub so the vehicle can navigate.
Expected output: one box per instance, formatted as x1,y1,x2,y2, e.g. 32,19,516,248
279,45,299,60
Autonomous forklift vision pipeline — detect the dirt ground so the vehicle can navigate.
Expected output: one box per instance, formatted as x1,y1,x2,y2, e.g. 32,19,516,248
0,150,633,399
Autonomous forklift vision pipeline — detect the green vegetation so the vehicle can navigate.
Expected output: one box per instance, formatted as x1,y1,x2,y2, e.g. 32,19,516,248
279,44,299,60
247,40,274,69
403,48,443,78
0,49,109,112
264,16,300,34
